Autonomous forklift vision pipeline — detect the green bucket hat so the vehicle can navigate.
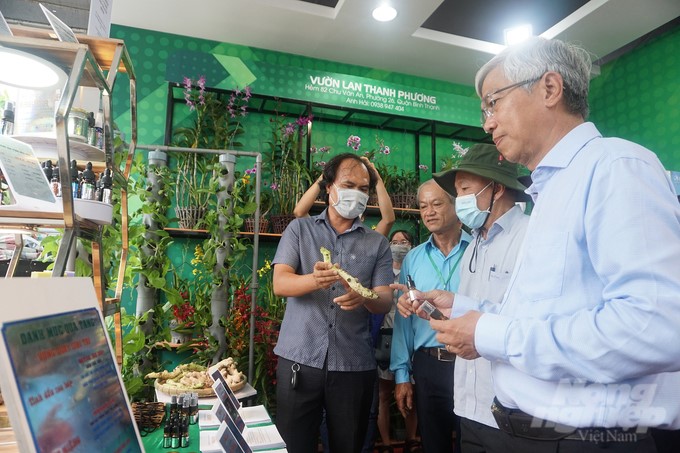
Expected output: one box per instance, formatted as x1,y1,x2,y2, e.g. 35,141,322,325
433,143,529,200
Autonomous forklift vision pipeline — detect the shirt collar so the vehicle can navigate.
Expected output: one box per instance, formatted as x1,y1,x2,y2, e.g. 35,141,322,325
526,122,603,201
470,204,524,240
425,230,471,255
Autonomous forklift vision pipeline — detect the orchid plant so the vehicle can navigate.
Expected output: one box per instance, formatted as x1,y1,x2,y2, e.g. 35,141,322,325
266,114,314,215
172,76,253,228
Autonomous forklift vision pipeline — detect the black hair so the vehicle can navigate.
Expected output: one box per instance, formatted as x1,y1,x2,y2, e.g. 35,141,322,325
389,229,415,245
319,153,378,205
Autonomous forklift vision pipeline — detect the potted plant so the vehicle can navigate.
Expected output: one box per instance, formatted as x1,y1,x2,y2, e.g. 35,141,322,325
389,168,420,208
172,152,217,229
172,77,252,229
267,114,313,233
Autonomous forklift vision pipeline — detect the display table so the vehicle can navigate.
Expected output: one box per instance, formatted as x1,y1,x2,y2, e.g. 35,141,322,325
140,403,287,453
154,382,257,406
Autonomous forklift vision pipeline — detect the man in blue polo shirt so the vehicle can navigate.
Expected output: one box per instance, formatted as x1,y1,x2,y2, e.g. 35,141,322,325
391,179,470,452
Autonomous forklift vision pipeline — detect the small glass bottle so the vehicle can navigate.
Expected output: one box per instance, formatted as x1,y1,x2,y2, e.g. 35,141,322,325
1,102,15,136
181,398,190,447
162,420,172,448
42,160,53,182
80,162,96,200
70,160,80,199
51,167,61,197
189,393,199,425
86,112,96,145
100,169,113,204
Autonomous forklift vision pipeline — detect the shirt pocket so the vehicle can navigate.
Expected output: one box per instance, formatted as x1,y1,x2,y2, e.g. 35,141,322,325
519,231,567,301
489,268,511,282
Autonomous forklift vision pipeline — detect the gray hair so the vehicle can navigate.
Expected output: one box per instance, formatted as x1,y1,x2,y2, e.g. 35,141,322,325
475,37,592,119
417,179,455,204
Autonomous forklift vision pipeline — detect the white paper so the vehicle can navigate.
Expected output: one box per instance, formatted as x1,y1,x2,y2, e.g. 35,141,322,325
87,0,113,38
0,9,13,36
39,4,78,43
0,136,58,209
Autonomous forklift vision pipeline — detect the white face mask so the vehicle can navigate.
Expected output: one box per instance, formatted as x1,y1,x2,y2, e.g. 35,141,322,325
330,184,369,219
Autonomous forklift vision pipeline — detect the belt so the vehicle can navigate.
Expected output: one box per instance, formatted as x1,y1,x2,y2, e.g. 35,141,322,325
418,347,455,362
491,397,648,442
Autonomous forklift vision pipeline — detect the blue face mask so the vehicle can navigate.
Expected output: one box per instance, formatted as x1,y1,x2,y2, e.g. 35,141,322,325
455,181,493,229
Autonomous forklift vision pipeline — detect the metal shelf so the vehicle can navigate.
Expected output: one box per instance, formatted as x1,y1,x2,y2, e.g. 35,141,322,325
0,26,137,367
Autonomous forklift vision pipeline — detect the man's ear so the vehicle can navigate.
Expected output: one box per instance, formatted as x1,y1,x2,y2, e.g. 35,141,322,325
492,183,507,201
543,71,565,108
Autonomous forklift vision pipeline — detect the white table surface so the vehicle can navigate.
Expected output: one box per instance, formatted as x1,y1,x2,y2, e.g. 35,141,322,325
155,382,257,405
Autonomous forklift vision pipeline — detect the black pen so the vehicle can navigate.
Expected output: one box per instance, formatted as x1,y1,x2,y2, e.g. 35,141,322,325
407,274,448,321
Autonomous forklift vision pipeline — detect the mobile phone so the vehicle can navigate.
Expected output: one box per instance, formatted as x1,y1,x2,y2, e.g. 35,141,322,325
406,275,448,320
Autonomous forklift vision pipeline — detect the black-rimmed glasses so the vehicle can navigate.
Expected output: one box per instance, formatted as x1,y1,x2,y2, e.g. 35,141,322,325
480,75,543,125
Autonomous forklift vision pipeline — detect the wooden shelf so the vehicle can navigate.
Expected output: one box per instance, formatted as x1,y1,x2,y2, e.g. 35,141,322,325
8,24,129,73
164,227,283,240
312,201,420,217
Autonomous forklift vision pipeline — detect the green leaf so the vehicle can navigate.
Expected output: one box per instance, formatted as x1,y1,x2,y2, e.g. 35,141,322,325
123,326,145,355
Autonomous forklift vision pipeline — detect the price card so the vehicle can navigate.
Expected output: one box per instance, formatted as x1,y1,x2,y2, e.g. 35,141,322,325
0,135,57,209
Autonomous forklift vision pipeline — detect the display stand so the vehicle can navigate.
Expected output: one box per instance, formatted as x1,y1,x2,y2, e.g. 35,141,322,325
0,278,143,453
0,24,137,365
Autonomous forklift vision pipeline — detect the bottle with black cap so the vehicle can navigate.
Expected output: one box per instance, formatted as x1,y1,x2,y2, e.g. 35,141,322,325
80,162,96,200
1,102,14,136
70,160,80,199
51,167,61,197
42,160,53,182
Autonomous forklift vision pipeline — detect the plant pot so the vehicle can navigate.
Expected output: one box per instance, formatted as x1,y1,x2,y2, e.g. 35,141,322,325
390,193,417,209
169,319,193,344
271,214,296,234
175,206,207,229
244,217,270,233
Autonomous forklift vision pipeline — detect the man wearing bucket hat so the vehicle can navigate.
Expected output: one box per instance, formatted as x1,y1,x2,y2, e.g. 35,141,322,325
431,143,530,452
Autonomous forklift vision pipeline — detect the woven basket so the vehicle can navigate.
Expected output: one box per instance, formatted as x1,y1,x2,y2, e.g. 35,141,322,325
271,214,296,234
244,217,270,233
175,206,207,229
390,193,417,209
132,402,165,431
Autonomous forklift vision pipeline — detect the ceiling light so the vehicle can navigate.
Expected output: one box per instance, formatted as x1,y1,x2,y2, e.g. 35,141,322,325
0,46,66,90
504,24,533,46
372,4,397,22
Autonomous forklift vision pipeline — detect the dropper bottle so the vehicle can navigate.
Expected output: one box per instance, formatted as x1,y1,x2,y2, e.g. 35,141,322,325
80,162,96,200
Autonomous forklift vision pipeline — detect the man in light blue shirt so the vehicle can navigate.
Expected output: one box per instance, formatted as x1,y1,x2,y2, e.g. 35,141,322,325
391,179,470,452
414,37,680,452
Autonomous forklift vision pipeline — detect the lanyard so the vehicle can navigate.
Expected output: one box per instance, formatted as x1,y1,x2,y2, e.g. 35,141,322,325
426,246,464,290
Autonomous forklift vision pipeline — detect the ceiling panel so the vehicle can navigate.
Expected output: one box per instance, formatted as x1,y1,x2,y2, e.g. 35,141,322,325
421,0,591,45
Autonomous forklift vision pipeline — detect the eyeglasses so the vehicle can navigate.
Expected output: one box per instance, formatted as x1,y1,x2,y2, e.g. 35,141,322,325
390,240,411,246
480,75,543,125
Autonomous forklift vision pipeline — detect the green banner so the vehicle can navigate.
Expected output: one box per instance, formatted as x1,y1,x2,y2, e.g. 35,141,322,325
256,63,480,126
